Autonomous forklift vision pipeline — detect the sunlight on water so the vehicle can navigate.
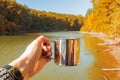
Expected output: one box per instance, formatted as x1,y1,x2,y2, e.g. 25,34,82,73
0,32,120,80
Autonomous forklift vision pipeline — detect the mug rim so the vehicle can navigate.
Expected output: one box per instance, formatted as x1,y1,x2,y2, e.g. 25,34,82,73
54,37,80,41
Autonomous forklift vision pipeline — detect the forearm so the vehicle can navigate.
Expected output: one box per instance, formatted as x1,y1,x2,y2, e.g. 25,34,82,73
0,57,29,80
9,57,28,80
0,36,51,80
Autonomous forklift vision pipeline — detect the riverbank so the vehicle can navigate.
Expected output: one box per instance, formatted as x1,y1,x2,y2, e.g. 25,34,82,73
84,33,120,80
0,30,80,36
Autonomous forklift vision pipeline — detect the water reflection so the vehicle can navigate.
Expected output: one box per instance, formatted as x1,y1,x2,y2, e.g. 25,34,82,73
83,33,120,80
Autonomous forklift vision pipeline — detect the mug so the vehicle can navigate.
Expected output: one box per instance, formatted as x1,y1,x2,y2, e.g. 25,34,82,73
43,38,80,66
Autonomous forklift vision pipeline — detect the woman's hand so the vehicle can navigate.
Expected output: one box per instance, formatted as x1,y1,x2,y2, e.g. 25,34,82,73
9,36,52,80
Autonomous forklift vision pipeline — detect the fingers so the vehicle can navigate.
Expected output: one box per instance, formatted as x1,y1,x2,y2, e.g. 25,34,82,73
42,46,52,56
35,36,51,46
42,43,52,61
36,36,52,60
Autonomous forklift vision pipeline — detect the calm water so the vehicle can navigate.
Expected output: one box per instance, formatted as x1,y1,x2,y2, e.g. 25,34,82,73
0,32,120,80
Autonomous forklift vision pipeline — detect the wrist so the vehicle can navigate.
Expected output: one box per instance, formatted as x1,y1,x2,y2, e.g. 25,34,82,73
3,65,23,80
9,57,28,80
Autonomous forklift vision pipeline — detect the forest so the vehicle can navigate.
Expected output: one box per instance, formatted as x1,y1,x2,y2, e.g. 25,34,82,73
81,0,120,38
1,0,119,37
0,0,84,34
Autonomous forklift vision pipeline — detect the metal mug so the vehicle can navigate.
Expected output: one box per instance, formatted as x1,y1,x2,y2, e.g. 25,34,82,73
52,38,80,66
43,38,80,66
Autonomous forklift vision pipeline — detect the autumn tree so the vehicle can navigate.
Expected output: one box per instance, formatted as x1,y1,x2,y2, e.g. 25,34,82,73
81,0,120,38
0,0,84,34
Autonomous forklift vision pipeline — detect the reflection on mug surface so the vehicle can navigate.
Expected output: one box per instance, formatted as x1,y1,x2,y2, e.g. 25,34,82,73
54,38,80,66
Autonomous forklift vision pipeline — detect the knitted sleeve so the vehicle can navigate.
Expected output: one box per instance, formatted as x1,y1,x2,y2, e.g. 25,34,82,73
0,68,14,80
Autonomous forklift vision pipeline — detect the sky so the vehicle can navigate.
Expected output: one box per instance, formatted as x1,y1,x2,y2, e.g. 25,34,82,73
16,0,93,16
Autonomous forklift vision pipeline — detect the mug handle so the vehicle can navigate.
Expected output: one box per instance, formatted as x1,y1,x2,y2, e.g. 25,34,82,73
42,42,55,60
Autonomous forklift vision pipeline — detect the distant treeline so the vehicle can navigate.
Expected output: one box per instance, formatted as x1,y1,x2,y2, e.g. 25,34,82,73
0,0,84,33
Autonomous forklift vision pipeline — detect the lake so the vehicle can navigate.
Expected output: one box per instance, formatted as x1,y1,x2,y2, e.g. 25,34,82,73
0,31,120,80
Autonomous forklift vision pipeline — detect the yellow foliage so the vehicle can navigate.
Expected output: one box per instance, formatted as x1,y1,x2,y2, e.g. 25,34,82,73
81,0,120,38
